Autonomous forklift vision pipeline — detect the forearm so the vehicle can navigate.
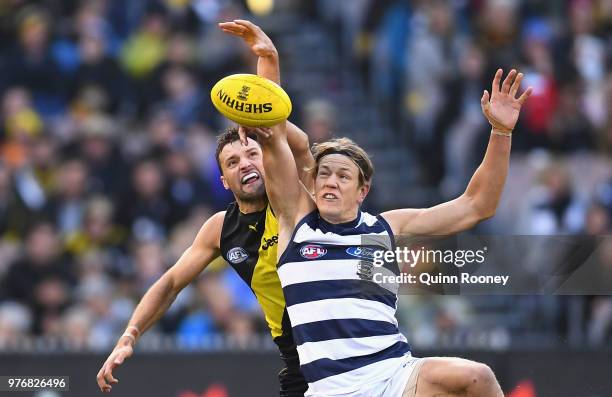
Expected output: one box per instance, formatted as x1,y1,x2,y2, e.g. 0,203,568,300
259,125,303,219
286,121,314,189
463,130,512,218
120,275,178,345
257,51,279,84
286,121,310,156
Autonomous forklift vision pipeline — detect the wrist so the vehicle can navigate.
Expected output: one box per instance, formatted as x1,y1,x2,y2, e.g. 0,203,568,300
117,334,136,347
491,127,512,137
118,325,140,347
260,49,278,59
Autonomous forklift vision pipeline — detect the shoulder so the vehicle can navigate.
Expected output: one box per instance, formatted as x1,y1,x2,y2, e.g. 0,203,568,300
210,210,227,225
193,211,226,250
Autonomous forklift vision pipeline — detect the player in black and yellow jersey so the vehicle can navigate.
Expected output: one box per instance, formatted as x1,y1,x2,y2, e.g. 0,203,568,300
97,20,313,396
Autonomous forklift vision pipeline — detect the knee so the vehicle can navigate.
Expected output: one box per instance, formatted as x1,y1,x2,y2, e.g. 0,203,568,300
465,362,497,389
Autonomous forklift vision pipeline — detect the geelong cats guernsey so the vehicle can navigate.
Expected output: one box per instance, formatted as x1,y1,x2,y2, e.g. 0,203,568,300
277,210,411,396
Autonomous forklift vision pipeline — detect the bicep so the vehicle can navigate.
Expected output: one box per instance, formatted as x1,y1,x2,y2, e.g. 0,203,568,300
382,195,481,236
165,212,223,291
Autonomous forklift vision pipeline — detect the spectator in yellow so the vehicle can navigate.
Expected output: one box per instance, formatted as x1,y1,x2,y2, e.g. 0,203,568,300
120,10,168,79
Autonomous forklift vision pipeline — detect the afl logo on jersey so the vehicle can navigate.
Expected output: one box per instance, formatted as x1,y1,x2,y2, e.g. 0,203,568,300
227,247,249,264
300,244,327,259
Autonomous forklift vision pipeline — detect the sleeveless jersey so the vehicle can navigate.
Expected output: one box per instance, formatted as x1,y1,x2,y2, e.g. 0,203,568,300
277,210,411,396
220,202,293,345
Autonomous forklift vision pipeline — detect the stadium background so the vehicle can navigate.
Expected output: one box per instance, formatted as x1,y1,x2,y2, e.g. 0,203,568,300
0,0,611,396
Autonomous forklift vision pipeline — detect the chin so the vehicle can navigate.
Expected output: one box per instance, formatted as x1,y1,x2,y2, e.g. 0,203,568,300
316,200,341,218
238,183,266,201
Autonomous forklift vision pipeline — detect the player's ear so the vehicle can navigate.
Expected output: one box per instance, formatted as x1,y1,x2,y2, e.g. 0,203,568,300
357,183,370,204
220,175,229,190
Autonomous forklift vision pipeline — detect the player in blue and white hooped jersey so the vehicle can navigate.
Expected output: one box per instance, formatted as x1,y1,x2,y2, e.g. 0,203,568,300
249,69,531,396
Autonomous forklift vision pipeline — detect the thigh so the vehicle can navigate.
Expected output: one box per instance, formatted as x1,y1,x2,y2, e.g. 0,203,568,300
412,357,484,397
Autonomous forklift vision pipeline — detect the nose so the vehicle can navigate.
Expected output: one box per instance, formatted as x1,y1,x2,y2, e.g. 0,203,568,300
238,156,252,171
324,174,339,189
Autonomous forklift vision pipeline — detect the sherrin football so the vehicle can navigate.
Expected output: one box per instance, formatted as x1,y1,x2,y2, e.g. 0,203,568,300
210,74,292,127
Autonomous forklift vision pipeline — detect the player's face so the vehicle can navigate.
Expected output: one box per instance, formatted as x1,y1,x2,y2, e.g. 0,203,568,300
314,154,369,223
219,138,266,201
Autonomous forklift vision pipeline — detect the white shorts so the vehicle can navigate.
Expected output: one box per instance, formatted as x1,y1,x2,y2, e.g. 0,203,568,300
330,354,423,397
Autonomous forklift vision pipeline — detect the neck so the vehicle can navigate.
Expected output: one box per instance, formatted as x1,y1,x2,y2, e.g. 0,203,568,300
237,197,268,214
320,208,360,224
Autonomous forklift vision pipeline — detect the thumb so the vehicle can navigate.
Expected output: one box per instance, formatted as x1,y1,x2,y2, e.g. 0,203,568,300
481,90,492,117
238,126,248,146
481,90,490,106
114,353,126,365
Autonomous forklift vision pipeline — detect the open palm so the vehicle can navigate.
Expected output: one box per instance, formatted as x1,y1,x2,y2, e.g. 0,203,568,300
218,19,277,58
481,69,533,133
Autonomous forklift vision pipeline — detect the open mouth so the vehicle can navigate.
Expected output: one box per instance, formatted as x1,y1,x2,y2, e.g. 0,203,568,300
322,193,338,200
241,171,260,185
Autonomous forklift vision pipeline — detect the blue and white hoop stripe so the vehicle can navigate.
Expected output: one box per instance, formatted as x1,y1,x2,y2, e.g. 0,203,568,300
278,210,411,396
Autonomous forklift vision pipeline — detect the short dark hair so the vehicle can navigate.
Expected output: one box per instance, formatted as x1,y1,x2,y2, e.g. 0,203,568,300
215,127,259,174
311,138,374,186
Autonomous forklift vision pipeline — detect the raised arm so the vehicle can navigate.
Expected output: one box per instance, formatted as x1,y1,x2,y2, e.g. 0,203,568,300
96,211,225,393
219,20,315,192
382,69,532,236
250,124,314,256
218,19,280,84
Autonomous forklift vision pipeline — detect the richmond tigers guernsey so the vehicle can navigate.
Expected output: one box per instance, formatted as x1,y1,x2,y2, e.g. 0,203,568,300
220,201,306,396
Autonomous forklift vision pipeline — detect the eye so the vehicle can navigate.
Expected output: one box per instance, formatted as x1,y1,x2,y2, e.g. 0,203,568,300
340,174,350,180
249,151,259,158
227,160,237,168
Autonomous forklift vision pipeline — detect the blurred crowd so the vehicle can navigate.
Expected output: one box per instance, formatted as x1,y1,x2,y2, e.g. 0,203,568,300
0,0,611,351
316,0,612,346
0,0,273,350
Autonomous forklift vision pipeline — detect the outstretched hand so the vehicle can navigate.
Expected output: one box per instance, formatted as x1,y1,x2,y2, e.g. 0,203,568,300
238,126,272,146
218,19,278,58
481,69,533,133
96,343,133,393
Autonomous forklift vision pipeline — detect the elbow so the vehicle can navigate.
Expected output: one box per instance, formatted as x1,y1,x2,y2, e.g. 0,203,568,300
296,132,311,155
466,195,497,223
479,208,496,221
158,272,179,297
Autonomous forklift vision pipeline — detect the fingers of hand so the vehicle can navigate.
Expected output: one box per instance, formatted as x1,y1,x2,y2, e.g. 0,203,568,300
218,22,247,36
103,360,119,384
97,368,107,390
481,90,490,104
501,69,517,94
492,68,502,95
510,72,523,97
250,127,271,137
234,19,258,31
104,366,118,385
481,90,492,117
238,126,248,146
518,86,533,105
